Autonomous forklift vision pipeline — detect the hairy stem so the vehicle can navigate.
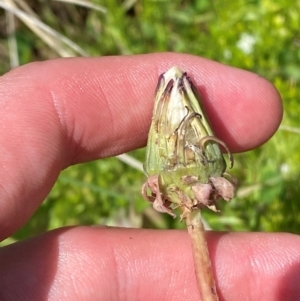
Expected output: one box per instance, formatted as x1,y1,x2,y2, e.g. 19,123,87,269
186,210,219,301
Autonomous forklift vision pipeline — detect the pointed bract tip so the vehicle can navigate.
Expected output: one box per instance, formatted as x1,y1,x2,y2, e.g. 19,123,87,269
163,66,184,81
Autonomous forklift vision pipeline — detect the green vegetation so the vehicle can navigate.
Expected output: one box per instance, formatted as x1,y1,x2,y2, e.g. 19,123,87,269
1,0,300,243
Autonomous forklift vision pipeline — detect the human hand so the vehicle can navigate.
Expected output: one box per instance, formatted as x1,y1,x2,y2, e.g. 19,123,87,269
0,53,298,301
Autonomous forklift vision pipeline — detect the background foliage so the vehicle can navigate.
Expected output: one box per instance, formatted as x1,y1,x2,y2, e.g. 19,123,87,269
1,0,300,244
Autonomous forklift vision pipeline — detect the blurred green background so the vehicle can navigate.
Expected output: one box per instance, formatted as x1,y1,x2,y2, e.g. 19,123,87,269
1,0,300,245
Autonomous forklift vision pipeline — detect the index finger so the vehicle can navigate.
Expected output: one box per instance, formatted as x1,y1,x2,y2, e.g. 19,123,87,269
0,53,282,239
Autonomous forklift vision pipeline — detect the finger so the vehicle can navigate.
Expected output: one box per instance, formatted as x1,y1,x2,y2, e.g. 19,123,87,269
1,53,282,160
0,53,282,239
0,228,299,301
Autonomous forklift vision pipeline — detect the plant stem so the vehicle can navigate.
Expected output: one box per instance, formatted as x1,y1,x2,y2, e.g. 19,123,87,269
186,210,219,301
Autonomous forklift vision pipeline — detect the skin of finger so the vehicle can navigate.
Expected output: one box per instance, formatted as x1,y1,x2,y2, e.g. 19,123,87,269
0,53,282,240
0,228,299,301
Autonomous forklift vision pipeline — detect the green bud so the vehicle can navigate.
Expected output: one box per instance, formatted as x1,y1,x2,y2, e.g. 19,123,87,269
142,67,236,217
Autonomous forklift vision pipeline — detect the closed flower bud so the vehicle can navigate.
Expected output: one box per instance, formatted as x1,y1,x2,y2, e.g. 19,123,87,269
142,66,236,218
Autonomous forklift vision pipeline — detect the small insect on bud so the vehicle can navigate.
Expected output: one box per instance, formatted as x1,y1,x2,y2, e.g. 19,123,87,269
142,66,236,218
